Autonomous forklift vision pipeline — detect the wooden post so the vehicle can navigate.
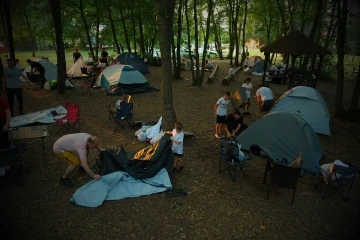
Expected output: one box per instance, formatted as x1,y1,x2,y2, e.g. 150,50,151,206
262,52,270,86
222,66,242,85
207,65,219,84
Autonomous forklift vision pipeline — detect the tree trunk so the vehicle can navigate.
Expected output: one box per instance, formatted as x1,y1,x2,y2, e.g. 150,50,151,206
119,6,131,52
173,0,183,80
301,0,324,71
349,64,360,111
138,10,145,56
49,0,66,95
0,4,8,39
155,0,177,131
80,0,95,60
95,1,100,61
239,0,248,68
22,1,36,57
334,0,348,117
212,14,223,59
199,0,214,84
131,1,137,52
4,0,15,59
233,0,240,66
192,0,200,86
107,6,120,54
185,0,195,82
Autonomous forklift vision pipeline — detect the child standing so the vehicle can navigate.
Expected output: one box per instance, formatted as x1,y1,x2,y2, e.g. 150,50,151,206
214,91,231,138
167,121,185,172
242,77,252,115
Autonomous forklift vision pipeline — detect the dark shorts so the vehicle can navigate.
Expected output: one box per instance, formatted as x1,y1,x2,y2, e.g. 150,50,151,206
173,153,183,157
247,98,250,105
216,115,226,123
260,100,274,112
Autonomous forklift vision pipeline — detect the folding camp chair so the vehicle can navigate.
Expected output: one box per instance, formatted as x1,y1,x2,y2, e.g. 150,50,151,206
108,94,132,120
266,162,303,205
219,139,252,181
54,102,80,134
81,77,96,95
322,162,359,202
109,101,134,131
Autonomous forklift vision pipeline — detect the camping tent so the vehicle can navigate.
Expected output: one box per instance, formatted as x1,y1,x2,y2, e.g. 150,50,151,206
95,64,157,95
67,58,84,77
114,52,150,74
271,86,331,136
247,56,262,67
23,59,57,81
251,59,271,75
236,111,324,175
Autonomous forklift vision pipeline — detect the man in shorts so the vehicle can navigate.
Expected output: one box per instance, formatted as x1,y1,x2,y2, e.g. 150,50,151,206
256,84,275,116
214,91,231,138
53,133,105,187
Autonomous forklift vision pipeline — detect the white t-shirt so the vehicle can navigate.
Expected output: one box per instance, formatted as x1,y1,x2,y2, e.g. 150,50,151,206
216,97,229,116
242,82,252,98
256,87,274,101
172,129,184,154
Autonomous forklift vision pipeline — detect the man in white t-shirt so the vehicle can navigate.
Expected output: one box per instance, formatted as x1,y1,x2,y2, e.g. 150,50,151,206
256,84,275,116
214,91,231,138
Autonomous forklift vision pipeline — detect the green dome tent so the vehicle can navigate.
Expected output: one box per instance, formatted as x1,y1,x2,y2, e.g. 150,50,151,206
95,64,158,95
271,86,331,136
236,111,324,175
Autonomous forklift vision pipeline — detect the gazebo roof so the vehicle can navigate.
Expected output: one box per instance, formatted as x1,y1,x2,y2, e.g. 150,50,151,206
260,30,327,55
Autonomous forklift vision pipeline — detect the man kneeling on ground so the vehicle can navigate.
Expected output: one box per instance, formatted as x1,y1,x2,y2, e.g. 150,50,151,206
53,133,105,187
224,109,248,138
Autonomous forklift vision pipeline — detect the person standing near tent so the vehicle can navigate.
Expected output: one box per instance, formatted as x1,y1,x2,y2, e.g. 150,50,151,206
256,84,275,116
2,58,32,116
224,109,248,138
73,49,82,63
53,133,105,187
26,59,46,86
214,91,231,138
166,121,185,173
241,78,252,115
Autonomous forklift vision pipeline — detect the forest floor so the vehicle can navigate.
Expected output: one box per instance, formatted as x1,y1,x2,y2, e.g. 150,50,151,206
0,59,359,240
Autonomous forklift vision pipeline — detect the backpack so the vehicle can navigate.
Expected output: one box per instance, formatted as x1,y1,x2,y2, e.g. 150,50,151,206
221,139,245,162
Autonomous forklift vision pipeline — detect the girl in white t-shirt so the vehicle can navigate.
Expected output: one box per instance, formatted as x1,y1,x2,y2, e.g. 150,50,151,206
241,78,252,115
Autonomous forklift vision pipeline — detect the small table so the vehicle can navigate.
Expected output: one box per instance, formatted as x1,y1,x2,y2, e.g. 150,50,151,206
8,126,49,162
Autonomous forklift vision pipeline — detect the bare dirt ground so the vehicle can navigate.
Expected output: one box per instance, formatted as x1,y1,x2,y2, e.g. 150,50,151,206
1,60,359,240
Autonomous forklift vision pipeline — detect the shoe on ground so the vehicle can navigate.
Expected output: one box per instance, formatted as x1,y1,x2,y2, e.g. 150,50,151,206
219,133,225,138
60,177,74,187
215,133,221,139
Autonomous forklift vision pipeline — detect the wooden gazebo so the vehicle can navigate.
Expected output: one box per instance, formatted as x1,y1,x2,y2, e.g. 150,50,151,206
260,30,328,89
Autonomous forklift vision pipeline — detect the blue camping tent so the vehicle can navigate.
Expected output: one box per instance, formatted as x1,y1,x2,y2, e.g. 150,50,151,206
115,52,150,74
271,86,331,136
95,65,157,95
236,111,324,175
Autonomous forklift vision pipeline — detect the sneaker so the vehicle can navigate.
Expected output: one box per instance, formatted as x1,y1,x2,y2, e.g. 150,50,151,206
60,177,74,187
219,133,225,138
215,133,221,139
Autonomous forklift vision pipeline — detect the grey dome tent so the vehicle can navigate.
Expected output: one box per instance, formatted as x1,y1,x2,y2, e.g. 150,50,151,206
23,59,57,81
271,86,331,136
236,111,324,175
251,59,270,75
115,52,150,74
95,65,158,95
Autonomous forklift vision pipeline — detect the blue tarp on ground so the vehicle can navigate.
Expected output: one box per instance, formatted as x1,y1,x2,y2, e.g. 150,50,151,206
70,168,171,207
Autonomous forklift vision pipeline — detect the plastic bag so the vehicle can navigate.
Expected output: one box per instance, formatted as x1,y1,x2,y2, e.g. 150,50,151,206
237,143,245,161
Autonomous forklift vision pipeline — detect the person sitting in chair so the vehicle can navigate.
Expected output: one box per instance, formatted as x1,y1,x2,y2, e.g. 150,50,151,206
224,109,248,138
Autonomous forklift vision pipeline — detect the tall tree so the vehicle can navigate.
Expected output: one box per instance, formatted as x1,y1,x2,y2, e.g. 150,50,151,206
3,0,15,59
334,0,348,117
155,0,177,131
22,0,36,57
49,0,66,94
